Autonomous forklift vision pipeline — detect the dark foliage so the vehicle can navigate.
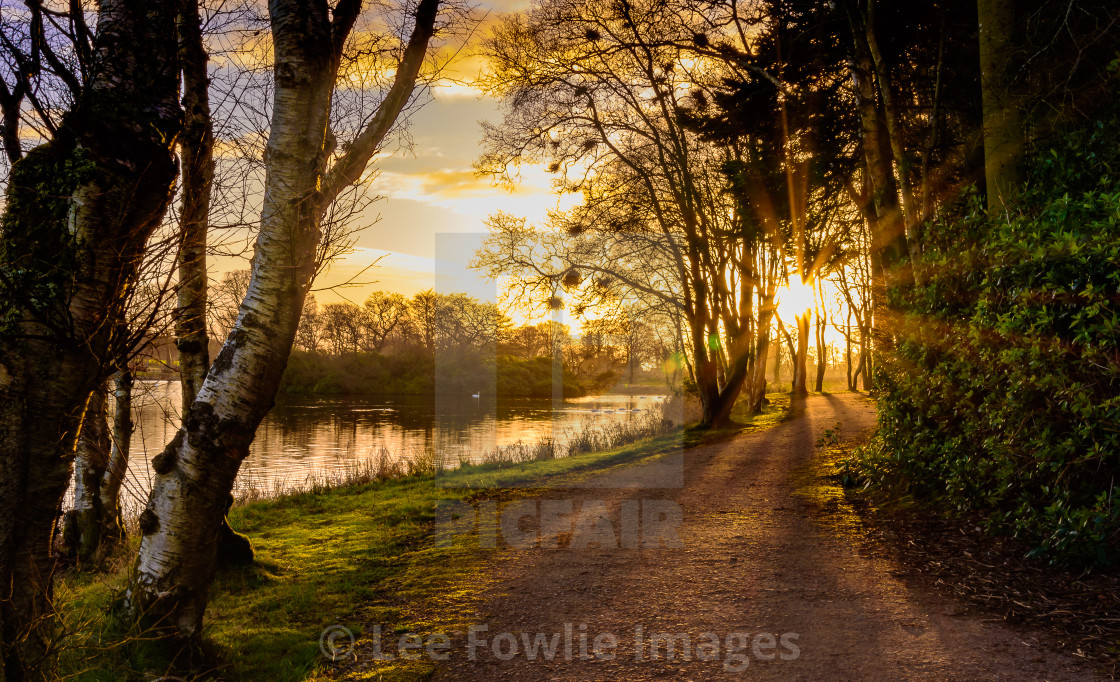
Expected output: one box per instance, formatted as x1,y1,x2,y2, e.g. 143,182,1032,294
845,106,1120,566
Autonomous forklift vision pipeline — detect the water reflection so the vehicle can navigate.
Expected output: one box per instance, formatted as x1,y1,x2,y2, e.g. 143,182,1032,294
116,380,665,512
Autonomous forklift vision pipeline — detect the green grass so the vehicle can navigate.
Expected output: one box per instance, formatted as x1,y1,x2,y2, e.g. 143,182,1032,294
53,394,790,681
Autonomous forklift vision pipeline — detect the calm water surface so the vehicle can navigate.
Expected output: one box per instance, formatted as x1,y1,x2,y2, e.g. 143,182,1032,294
115,381,667,512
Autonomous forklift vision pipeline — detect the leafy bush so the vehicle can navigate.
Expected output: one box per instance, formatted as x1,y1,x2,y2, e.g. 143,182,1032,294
845,114,1120,566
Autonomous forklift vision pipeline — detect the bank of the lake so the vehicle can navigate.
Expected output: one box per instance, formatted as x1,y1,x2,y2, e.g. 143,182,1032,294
111,381,676,525
54,395,788,681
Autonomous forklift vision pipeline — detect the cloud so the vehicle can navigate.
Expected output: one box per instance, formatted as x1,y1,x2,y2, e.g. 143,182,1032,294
422,168,496,198
369,168,508,202
368,165,576,228
431,80,489,101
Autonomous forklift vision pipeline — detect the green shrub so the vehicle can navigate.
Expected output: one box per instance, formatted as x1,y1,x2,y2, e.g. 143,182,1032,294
846,113,1120,566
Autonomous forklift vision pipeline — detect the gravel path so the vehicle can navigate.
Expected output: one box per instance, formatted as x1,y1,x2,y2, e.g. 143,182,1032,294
420,393,1098,680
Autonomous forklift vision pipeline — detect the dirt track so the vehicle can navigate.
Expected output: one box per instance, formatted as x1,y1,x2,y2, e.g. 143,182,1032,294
425,393,1098,680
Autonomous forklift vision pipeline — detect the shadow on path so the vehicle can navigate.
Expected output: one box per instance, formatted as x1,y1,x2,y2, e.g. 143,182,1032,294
370,394,1098,681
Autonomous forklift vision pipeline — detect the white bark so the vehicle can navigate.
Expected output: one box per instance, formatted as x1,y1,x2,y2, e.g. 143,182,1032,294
100,368,133,544
127,0,442,639
63,387,110,562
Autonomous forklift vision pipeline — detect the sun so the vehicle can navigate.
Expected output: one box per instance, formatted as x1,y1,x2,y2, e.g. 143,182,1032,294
775,279,815,321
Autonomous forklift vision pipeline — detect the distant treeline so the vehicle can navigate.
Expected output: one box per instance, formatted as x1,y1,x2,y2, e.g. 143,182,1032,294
275,289,672,396
281,349,590,397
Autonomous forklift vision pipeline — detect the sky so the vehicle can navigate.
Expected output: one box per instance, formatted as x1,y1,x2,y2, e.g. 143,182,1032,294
305,1,558,307
200,4,843,341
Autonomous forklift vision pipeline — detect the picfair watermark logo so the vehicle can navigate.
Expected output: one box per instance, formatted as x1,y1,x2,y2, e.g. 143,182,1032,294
435,498,684,549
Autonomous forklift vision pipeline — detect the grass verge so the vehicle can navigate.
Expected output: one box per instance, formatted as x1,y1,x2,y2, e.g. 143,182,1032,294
54,394,789,680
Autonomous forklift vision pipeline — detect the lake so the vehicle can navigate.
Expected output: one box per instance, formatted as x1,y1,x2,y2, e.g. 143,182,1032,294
113,380,670,515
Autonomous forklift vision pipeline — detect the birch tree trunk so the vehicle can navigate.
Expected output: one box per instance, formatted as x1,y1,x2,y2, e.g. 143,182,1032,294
61,387,111,564
61,367,133,563
0,2,180,676
174,0,251,564
100,368,134,546
127,0,442,641
174,0,215,408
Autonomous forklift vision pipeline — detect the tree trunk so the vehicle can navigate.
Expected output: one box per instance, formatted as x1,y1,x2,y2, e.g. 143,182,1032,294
814,310,826,393
693,316,753,428
860,324,873,390
175,0,248,566
746,309,773,414
863,3,922,271
772,327,782,388
627,336,636,387
692,314,721,425
842,0,911,353
61,387,111,564
844,308,854,390
779,318,796,388
0,3,180,676
174,0,215,408
920,13,947,223
791,313,810,396
127,0,442,642
63,368,134,563
977,0,1022,211
705,347,752,428
691,298,755,428
99,368,133,547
